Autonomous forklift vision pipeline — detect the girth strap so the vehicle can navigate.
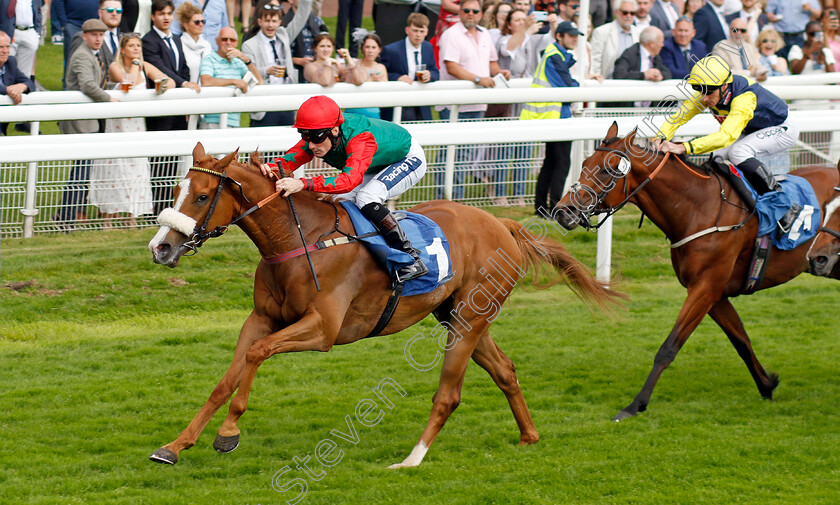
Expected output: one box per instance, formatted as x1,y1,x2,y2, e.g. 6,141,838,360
364,282,405,339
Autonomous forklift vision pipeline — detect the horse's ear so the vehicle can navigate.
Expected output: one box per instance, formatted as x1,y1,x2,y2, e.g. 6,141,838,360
249,150,264,170
193,142,206,163
605,121,619,142
625,126,638,146
216,148,240,171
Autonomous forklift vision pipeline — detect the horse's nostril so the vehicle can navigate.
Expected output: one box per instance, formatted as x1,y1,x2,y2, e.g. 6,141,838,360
813,256,828,267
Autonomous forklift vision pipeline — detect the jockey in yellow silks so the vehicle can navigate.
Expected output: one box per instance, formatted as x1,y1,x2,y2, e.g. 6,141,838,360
655,55,802,231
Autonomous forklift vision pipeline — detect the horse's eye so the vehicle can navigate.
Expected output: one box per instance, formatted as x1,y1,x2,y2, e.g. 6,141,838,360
196,194,209,204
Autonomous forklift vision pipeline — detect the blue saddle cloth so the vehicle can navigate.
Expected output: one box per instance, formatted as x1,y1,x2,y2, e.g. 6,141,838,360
733,167,821,250
340,201,454,296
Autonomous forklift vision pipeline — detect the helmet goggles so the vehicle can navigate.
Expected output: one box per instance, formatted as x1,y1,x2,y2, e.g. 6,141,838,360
298,128,332,144
690,83,722,95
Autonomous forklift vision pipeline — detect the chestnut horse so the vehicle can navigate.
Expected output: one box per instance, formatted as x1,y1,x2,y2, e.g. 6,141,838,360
147,143,622,467
807,176,840,277
555,122,840,421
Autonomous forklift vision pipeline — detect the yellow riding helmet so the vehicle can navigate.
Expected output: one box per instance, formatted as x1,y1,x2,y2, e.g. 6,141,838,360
687,55,733,90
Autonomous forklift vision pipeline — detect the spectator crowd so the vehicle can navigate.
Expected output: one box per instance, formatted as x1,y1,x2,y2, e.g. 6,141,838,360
1,0,838,225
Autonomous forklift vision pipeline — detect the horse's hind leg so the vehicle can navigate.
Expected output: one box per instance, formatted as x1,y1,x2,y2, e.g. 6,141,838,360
149,310,273,465
389,321,485,469
708,298,779,399
471,332,538,445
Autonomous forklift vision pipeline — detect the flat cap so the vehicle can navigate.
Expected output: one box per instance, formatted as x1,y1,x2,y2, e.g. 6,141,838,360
82,19,108,33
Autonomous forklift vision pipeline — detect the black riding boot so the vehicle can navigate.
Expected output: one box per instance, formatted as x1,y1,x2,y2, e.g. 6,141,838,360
737,158,801,234
738,158,780,195
361,202,429,282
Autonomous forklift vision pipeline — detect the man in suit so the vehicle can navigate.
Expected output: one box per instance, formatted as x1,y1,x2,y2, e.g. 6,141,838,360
283,0,328,83
379,12,440,122
0,30,34,135
660,16,706,79
590,0,642,78
68,0,123,72
57,19,119,227
650,0,679,38
613,26,671,107
693,0,729,51
614,25,671,81
142,0,200,215
241,0,311,126
635,0,669,34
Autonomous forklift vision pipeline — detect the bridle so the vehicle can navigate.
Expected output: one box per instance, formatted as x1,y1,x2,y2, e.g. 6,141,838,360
181,166,259,254
814,186,840,246
571,137,708,230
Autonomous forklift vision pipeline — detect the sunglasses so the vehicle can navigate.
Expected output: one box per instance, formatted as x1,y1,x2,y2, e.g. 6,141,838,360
760,39,774,43
298,128,331,144
569,3,580,8
619,10,635,16
691,83,721,95
101,7,123,13
263,4,282,10
192,19,206,25
807,31,822,36
462,8,481,14
219,37,238,42
731,28,747,34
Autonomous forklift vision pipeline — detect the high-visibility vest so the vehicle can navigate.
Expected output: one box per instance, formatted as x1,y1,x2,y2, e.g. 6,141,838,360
520,43,568,121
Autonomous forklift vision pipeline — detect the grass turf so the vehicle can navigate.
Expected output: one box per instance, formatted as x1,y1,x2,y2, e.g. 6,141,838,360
2,206,839,504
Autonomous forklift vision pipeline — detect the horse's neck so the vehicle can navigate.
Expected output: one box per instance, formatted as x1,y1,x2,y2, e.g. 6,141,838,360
230,167,333,257
630,157,720,240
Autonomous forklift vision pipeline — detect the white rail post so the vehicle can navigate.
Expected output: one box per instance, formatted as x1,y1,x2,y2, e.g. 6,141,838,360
443,104,459,200
596,214,613,284
21,122,41,238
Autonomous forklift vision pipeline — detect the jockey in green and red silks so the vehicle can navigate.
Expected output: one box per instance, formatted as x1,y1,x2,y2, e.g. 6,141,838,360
260,95,430,282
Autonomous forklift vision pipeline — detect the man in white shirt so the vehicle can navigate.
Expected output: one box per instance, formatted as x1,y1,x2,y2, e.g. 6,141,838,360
8,0,41,79
241,0,312,126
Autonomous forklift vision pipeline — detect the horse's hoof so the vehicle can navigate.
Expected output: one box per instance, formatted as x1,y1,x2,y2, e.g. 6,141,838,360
213,433,240,454
149,447,178,465
612,409,636,422
761,373,780,400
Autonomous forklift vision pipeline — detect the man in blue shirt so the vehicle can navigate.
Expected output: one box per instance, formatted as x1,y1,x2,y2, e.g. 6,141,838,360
55,0,98,74
198,26,262,128
766,0,821,57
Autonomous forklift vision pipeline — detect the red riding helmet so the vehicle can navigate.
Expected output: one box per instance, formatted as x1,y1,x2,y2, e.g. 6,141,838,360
293,95,345,130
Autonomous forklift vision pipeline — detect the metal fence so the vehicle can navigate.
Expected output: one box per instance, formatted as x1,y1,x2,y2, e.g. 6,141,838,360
1,105,838,238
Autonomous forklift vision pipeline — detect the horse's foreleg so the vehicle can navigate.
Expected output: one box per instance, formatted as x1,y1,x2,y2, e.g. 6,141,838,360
150,311,273,465
471,332,538,445
708,298,779,399
613,284,720,422
215,309,333,450
390,318,487,469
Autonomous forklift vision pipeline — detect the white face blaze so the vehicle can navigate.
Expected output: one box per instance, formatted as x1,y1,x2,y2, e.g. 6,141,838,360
148,178,193,253
806,194,840,260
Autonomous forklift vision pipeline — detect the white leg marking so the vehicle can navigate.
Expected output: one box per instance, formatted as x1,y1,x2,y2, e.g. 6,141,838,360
388,441,429,469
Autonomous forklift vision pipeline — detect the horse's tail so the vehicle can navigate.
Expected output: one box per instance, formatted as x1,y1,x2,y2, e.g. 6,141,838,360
499,218,627,311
